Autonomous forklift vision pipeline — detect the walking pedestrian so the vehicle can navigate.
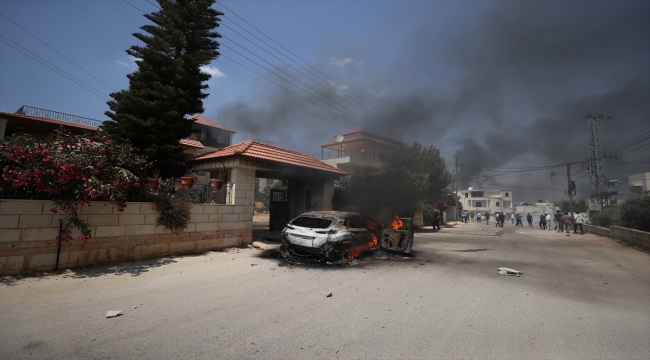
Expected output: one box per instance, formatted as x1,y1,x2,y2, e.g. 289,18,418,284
539,213,547,230
500,212,505,228
494,212,500,227
561,212,574,233
573,212,585,234
545,213,552,231
511,213,515,224
527,213,533,227
515,213,523,226
432,209,441,231
554,210,563,232
485,212,490,225
470,211,475,222
476,212,482,223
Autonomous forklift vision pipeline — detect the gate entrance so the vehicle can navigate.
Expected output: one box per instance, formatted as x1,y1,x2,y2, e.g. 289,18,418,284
269,189,290,231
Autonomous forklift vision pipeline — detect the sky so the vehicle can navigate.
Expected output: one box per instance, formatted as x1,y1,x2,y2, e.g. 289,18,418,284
1,0,649,204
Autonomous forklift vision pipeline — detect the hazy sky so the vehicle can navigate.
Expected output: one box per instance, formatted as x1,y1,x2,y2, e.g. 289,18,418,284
1,0,648,203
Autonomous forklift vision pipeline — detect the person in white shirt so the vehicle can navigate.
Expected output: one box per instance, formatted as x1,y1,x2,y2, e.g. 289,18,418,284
574,213,585,234
545,213,552,230
511,213,515,224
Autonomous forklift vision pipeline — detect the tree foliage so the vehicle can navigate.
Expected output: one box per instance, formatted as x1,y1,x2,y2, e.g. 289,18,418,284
334,142,452,214
103,0,222,177
618,192,650,232
0,129,148,241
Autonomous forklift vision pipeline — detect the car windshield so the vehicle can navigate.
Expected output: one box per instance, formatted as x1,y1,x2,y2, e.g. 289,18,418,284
291,216,333,229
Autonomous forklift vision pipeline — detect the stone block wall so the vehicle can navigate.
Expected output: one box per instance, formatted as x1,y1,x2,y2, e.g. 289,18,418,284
0,200,253,275
583,224,650,252
610,226,650,252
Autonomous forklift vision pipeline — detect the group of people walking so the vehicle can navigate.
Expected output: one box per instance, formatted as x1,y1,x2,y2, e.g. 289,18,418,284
538,210,586,234
458,209,586,234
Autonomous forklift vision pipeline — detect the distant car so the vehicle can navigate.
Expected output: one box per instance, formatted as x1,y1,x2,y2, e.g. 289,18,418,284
281,211,413,262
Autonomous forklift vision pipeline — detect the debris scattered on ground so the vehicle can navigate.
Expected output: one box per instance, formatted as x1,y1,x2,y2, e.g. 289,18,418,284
498,267,523,277
326,292,332,297
133,306,137,309
106,310,123,318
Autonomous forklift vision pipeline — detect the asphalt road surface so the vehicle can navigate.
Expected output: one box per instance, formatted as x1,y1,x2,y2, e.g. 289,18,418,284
1,220,648,359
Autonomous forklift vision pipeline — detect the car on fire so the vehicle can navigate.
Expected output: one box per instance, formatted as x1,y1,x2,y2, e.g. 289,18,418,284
281,211,414,262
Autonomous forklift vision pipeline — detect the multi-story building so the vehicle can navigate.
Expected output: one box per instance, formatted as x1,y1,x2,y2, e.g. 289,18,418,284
320,128,404,174
454,187,514,215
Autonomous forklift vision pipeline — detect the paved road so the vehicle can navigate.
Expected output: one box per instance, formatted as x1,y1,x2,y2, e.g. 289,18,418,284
1,221,648,359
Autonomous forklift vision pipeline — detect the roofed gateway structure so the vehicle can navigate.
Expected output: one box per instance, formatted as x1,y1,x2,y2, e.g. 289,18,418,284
191,140,347,231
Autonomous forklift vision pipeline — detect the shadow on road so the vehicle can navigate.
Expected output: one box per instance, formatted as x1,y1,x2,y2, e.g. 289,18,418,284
0,256,179,286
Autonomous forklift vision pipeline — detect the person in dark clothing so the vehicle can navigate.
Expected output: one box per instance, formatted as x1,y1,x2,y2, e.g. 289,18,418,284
499,212,505,227
485,212,490,225
539,214,547,230
527,213,533,226
554,210,563,232
432,209,441,230
515,213,523,226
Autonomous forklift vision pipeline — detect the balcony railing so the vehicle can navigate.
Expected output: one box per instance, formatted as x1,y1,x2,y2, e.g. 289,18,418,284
320,150,388,162
16,105,104,128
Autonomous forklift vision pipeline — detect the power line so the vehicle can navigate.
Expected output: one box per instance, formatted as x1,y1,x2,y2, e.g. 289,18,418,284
220,42,379,129
0,12,115,93
214,2,429,145
0,37,110,101
221,54,371,130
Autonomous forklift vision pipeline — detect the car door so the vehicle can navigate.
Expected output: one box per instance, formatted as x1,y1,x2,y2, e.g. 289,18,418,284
380,217,413,253
346,215,368,246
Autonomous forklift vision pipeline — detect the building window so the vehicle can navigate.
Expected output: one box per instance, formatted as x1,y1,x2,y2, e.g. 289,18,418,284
475,202,482,207
464,193,468,198
505,192,509,197
496,201,500,207
471,191,484,197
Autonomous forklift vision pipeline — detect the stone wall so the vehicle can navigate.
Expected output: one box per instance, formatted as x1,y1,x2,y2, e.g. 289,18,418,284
584,224,650,252
0,199,253,275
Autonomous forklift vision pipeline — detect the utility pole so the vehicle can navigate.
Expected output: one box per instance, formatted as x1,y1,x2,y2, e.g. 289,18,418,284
550,171,556,208
451,157,459,221
565,163,576,216
586,114,610,209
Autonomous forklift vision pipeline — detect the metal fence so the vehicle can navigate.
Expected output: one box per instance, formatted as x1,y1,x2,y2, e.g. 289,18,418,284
0,178,232,205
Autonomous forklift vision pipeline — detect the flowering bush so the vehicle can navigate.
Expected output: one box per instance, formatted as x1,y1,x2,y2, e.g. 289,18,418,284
0,129,149,241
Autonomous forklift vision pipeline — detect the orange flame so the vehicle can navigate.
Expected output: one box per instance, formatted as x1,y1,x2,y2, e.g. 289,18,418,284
342,222,379,262
391,215,403,230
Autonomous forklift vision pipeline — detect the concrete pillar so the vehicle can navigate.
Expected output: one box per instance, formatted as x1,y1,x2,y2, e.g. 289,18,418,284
0,118,7,139
230,167,255,206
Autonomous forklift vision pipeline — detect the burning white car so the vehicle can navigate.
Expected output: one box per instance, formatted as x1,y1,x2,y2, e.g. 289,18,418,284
281,211,413,262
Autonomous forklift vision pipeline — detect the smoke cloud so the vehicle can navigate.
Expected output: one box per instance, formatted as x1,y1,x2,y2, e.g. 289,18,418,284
211,1,650,203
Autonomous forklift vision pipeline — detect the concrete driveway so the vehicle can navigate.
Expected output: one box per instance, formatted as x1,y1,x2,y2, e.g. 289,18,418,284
1,220,648,359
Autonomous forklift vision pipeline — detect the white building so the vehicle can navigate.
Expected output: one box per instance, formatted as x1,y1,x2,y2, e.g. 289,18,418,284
629,172,650,194
454,187,514,215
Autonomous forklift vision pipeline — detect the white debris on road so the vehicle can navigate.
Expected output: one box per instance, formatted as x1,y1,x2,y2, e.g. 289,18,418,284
106,310,123,318
498,268,523,277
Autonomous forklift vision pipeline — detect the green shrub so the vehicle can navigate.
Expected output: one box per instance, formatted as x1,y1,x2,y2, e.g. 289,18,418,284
154,192,191,234
618,192,650,232
592,206,619,228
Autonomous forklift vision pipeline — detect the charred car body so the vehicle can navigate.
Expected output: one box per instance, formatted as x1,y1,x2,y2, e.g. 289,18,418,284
281,211,413,261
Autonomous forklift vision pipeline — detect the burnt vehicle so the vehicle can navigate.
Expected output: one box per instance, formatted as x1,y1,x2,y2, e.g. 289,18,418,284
281,211,413,262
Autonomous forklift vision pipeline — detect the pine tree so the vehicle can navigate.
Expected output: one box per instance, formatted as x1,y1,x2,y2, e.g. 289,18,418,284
103,0,223,177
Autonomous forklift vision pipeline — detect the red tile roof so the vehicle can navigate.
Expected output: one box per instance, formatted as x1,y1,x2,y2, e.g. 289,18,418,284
179,139,204,149
0,111,99,131
188,115,236,133
191,140,348,175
